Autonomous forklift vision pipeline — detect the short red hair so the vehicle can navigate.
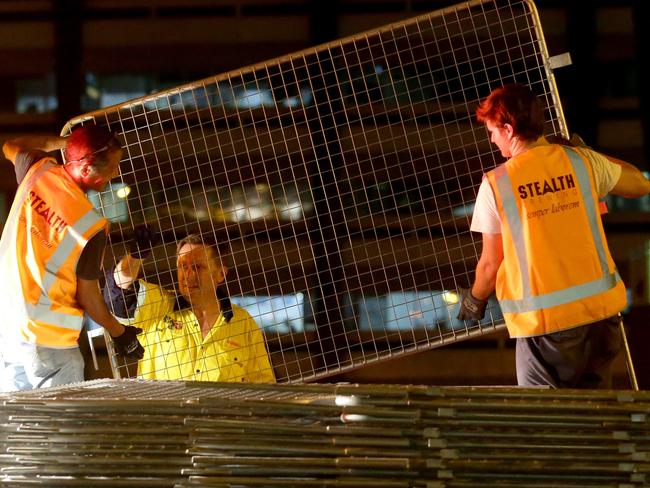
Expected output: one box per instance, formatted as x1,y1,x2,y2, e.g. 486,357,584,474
64,125,118,167
476,84,545,141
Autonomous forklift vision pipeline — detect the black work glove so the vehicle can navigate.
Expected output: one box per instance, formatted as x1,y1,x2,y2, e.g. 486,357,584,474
128,224,160,260
457,287,488,321
112,325,145,359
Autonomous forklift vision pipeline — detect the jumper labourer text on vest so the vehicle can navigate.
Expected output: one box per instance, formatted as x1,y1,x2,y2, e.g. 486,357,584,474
518,173,580,220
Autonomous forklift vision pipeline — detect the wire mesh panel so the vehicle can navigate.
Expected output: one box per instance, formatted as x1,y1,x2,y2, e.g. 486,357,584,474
64,0,568,383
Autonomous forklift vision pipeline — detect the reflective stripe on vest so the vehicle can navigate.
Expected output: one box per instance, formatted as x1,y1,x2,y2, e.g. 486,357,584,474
496,146,619,314
3,160,56,293
26,208,105,331
4,159,107,340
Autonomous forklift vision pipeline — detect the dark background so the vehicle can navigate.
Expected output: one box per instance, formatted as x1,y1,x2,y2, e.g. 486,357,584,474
0,0,648,387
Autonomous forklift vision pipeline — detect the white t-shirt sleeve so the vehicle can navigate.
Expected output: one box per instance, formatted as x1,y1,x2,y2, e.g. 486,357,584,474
470,177,501,234
580,148,622,197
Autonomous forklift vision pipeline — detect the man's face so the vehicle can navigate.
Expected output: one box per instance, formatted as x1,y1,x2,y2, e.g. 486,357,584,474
85,147,123,191
177,243,227,303
485,120,512,158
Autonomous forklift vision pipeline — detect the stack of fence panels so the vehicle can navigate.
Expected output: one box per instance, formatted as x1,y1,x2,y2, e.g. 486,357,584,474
2,380,649,487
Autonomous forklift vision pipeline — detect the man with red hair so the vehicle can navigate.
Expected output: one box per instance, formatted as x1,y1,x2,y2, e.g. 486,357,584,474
0,125,144,392
458,83,650,388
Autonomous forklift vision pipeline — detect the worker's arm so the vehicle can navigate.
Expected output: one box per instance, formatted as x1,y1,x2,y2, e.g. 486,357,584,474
607,156,650,198
471,232,504,300
113,254,144,290
555,136,650,201
77,278,125,337
2,135,66,165
79,278,145,359
113,224,159,290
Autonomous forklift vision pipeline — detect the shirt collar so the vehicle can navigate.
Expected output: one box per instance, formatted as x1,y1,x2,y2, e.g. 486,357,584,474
174,286,233,323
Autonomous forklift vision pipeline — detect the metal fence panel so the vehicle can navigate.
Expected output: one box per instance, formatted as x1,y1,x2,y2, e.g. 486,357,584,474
65,0,568,383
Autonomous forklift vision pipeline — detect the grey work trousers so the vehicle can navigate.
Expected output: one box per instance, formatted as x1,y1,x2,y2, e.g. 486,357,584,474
515,315,622,389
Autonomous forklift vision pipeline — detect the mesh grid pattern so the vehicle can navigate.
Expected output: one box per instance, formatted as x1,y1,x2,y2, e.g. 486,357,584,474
65,0,567,383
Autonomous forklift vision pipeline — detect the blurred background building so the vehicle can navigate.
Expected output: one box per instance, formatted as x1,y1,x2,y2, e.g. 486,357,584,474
0,0,648,387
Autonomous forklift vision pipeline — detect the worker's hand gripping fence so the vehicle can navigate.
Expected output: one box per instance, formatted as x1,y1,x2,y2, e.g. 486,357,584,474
68,0,569,383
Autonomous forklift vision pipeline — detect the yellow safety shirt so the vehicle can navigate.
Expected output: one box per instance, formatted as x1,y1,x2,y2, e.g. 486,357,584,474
120,280,275,383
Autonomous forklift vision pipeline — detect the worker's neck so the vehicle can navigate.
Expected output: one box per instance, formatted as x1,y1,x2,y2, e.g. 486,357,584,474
510,137,537,158
192,298,222,334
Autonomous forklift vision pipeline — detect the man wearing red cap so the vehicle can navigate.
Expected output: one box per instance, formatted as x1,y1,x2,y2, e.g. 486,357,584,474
0,126,144,392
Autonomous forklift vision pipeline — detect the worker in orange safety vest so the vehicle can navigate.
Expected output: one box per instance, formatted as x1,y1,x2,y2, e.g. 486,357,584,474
458,83,650,388
0,126,144,392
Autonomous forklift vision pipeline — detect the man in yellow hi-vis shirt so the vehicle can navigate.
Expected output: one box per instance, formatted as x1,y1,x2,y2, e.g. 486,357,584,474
104,229,275,383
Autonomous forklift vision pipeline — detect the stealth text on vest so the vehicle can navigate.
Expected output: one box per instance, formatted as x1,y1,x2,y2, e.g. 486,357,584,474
27,191,69,233
517,174,575,199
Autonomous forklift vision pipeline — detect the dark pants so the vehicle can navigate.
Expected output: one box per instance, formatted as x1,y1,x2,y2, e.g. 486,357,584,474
515,315,622,389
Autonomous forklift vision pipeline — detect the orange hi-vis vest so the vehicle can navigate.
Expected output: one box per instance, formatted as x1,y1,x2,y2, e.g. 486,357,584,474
0,158,108,348
485,145,627,338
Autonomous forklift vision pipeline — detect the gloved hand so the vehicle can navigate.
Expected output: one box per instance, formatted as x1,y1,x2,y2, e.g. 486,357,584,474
128,224,160,259
112,325,145,359
457,287,488,321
